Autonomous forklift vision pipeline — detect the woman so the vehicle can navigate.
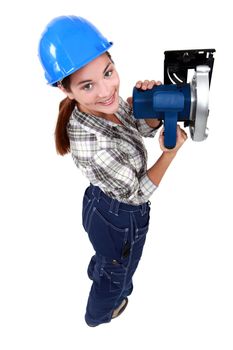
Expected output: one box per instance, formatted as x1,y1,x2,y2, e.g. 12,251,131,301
38,15,187,327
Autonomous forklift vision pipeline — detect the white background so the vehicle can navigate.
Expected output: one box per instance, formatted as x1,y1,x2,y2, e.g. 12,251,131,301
1,0,232,349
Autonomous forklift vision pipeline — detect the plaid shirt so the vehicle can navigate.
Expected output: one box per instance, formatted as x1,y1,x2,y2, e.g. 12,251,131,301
67,97,161,205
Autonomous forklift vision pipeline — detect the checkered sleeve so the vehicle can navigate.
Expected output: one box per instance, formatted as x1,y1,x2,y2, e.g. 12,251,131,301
80,148,157,204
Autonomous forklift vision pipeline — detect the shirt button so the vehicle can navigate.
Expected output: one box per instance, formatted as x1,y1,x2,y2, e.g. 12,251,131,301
112,259,118,265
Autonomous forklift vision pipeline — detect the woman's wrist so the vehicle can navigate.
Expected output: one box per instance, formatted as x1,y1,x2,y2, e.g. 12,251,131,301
161,150,177,159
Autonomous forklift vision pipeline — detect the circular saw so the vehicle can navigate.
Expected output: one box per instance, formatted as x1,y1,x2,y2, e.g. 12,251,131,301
133,49,215,149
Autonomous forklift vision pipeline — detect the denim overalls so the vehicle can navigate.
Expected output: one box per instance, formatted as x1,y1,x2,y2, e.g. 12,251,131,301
82,184,151,326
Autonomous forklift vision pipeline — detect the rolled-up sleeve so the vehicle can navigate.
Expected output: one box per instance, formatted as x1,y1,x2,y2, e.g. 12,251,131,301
79,148,157,204
135,119,163,138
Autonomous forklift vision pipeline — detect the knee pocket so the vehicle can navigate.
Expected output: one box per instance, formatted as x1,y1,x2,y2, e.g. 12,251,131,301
95,257,127,293
103,265,126,293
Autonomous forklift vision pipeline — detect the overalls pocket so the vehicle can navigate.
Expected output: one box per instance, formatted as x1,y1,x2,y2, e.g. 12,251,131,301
87,207,129,259
100,258,127,293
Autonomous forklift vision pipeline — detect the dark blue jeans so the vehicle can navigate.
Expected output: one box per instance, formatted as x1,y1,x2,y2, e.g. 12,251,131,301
82,184,151,326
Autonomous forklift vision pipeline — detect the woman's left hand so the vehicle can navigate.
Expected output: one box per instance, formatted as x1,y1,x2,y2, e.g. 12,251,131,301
135,80,162,90
127,80,162,106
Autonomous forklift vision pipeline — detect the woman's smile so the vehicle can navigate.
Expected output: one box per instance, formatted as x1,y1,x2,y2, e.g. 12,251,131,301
97,90,116,106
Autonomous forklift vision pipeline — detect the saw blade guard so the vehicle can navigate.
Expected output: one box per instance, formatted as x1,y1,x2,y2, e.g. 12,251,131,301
189,65,210,141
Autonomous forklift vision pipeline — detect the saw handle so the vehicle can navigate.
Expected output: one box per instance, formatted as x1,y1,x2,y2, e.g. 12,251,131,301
153,90,184,149
163,112,178,149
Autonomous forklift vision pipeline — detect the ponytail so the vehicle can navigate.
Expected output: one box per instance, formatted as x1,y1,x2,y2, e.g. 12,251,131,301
55,97,76,155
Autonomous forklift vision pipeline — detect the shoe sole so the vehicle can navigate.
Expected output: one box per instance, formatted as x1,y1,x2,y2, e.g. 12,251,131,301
86,298,129,327
112,298,128,319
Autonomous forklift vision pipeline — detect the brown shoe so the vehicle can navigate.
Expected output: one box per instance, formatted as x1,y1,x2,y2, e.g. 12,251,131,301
87,298,129,327
112,298,128,319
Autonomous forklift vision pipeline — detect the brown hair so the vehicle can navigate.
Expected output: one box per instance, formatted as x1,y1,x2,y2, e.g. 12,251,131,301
55,52,114,156
55,75,75,155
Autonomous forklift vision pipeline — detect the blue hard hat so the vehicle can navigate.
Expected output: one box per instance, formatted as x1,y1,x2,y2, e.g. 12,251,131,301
38,15,113,85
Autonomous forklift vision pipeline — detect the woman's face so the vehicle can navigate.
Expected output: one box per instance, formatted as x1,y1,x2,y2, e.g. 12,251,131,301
62,53,120,117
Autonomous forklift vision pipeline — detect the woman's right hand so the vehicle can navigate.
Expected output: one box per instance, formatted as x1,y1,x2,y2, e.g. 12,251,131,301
159,125,188,154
